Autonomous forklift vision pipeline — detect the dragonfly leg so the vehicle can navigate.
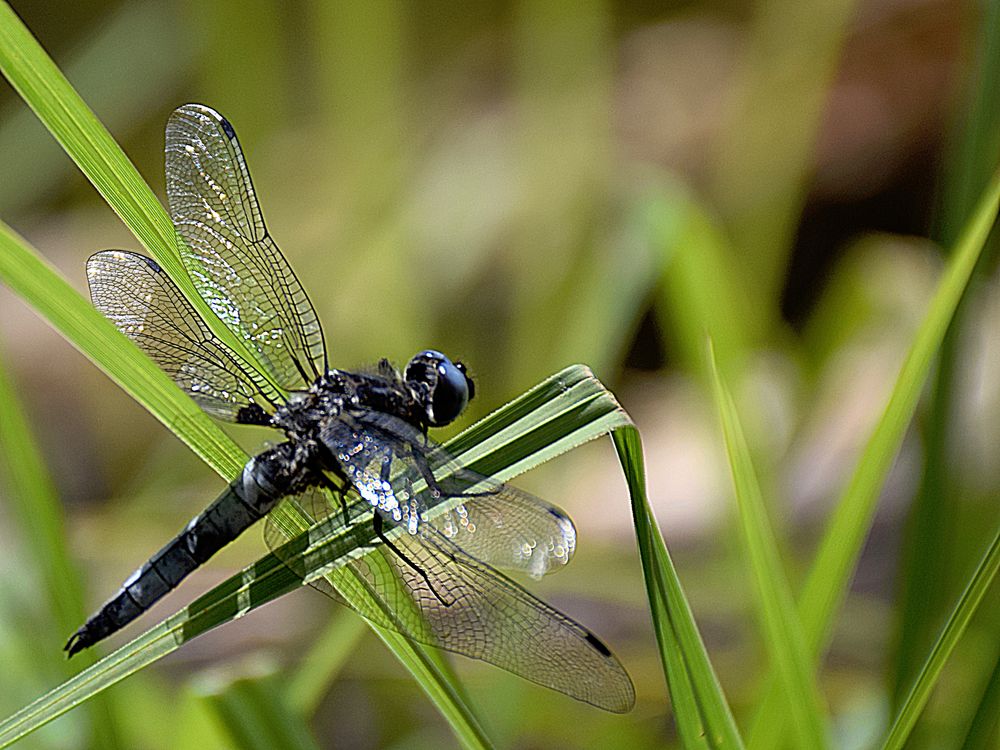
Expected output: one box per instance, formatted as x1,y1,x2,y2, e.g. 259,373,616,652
320,473,351,527
410,448,495,501
372,512,454,607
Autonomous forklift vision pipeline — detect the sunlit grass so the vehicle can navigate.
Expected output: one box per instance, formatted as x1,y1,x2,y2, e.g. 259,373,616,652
1,0,1000,748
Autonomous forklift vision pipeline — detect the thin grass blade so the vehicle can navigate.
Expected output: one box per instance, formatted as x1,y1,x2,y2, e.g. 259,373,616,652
709,344,827,748
614,427,744,749
0,340,86,643
370,629,495,750
0,366,631,748
748,167,1000,748
0,220,245,479
892,0,1000,709
881,529,1000,750
0,1,277,389
0,0,194,216
0,341,123,748
0,7,494,741
958,649,1000,750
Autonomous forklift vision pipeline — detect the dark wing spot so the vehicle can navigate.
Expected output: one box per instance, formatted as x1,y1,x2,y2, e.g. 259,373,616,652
139,255,162,273
585,631,612,657
219,116,237,139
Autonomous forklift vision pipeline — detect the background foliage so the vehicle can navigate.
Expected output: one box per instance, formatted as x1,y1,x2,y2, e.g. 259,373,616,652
1,1,998,748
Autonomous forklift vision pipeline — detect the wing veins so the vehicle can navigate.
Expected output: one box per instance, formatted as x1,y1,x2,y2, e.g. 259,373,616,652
166,104,327,390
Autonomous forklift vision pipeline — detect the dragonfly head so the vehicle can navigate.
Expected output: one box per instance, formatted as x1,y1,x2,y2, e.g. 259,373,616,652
404,350,475,427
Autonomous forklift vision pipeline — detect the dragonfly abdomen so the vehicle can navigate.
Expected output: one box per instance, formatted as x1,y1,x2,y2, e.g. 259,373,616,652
65,445,302,657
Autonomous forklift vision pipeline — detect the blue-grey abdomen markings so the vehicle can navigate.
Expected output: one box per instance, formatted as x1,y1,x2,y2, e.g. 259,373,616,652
69,103,635,717
64,444,308,655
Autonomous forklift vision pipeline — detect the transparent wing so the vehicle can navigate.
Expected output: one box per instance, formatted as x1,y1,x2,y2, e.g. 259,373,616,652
427,486,577,579
264,494,632,712
165,103,326,391
319,411,577,577
87,250,278,423
357,527,633,711
263,415,632,711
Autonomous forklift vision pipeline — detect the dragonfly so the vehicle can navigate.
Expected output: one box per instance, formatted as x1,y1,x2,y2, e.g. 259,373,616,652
66,104,635,713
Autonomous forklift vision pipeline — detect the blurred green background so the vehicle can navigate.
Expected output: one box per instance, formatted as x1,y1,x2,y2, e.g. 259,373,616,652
1,0,999,747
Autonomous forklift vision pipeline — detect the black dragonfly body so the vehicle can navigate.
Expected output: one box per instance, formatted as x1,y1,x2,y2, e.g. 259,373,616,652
67,104,634,713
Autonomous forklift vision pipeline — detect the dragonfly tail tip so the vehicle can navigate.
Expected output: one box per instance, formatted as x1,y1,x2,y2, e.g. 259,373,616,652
64,630,88,658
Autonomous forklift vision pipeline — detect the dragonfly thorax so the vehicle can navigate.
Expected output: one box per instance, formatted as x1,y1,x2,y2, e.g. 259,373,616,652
70,103,634,713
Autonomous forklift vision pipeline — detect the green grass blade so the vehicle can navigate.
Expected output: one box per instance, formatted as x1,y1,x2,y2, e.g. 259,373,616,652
0,540,301,748
0,16,490,735
749,167,1000,748
614,427,744,749
275,366,635,746
0,220,245,479
958,650,1000,750
0,10,487,741
934,0,1000,250
0,8,484,734
0,340,86,642
616,427,708,750
0,1,278,389
286,614,367,716
1,6,697,745
196,673,322,750
0,341,123,749
655,603,710,750
0,366,630,748
892,0,1000,708
0,1,172,255
881,529,1000,750
709,344,827,749
0,1,194,217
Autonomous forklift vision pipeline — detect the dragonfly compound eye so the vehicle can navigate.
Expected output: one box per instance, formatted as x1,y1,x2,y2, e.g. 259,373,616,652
71,103,634,713
405,350,471,426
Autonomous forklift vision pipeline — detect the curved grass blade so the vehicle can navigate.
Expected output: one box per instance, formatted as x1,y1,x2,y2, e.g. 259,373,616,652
0,454,470,747
709,343,827,748
0,220,245,479
0,1,194,217
0,341,122,749
0,366,630,748
195,672,322,750
1,4,734,744
0,7,489,743
0,12,486,744
614,426,744,750
881,529,1000,750
958,650,1000,750
0,543,302,749
0,1,278,394
0,2,172,255
893,0,1000,706
0,220,490,749
748,166,1000,748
